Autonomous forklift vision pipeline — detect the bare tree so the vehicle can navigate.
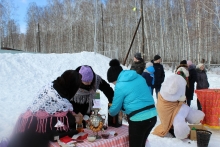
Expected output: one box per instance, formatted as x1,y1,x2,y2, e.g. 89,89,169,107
2,0,220,64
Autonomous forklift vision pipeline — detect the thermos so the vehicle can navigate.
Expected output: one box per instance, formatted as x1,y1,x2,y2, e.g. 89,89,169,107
108,103,122,128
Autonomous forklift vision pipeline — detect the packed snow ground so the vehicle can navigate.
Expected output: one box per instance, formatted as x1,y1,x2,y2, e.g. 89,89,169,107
0,52,220,147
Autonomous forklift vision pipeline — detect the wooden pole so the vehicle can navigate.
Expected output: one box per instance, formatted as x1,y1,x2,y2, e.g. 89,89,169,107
38,23,41,53
123,17,142,66
101,4,105,52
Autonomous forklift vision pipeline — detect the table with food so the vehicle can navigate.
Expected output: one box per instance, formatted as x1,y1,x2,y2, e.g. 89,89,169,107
49,108,128,147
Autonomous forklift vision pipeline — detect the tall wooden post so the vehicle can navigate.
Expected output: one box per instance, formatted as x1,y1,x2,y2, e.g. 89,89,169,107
101,4,105,52
123,17,142,65
38,23,41,53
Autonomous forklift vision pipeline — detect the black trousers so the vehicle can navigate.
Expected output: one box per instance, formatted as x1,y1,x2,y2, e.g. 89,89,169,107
151,86,161,98
128,116,157,147
186,99,191,106
197,99,202,110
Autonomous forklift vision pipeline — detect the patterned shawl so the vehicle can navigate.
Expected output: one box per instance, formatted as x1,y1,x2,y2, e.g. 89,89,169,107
14,83,73,133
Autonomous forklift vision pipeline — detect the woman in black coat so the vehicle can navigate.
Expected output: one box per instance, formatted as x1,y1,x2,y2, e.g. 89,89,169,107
186,62,197,106
70,65,114,119
196,63,209,110
8,70,83,147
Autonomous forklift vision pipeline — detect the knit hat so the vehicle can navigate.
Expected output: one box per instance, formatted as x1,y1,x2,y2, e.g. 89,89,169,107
196,63,204,69
180,60,187,65
187,60,192,66
134,53,142,60
160,74,186,101
154,55,161,61
107,59,123,83
145,62,153,68
79,66,94,82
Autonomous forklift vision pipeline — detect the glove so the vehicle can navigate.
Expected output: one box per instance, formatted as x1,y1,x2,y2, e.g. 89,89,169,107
74,112,83,124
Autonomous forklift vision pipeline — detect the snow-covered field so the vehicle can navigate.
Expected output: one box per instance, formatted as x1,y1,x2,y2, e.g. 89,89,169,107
0,52,219,146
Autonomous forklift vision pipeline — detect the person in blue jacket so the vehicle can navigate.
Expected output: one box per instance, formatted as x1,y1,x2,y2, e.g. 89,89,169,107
142,62,155,95
107,59,157,147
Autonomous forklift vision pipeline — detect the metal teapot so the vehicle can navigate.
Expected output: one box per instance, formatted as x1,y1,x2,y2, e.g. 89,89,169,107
88,108,106,133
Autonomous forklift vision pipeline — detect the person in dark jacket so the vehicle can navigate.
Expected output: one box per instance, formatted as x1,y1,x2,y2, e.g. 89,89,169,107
8,70,83,147
151,55,165,98
70,65,114,121
186,60,197,107
142,62,155,95
196,63,209,110
130,52,145,75
175,60,189,105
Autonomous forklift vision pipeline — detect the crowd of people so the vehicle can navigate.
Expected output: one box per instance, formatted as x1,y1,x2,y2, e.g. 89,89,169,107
130,53,209,110
5,53,209,147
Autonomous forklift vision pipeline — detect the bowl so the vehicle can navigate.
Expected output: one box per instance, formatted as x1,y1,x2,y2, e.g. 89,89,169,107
87,136,96,142
101,133,110,139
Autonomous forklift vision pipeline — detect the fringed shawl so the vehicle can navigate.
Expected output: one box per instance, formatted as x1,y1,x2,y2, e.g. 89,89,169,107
14,110,70,133
14,83,73,133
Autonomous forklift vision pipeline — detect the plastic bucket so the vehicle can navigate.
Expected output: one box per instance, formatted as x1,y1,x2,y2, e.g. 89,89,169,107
196,129,212,147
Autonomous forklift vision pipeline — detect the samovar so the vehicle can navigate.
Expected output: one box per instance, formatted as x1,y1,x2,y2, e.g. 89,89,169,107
87,108,106,138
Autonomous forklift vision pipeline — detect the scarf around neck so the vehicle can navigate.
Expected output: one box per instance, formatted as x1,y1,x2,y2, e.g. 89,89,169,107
71,74,102,113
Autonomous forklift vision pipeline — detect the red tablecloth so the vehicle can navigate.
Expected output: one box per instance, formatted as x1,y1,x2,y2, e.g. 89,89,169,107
195,89,220,129
49,125,129,147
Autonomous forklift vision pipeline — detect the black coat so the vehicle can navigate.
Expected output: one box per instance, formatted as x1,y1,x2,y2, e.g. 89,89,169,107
72,66,114,116
196,68,209,89
152,61,165,88
186,64,197,100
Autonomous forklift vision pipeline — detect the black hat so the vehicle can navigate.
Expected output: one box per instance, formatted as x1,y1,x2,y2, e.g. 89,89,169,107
107,59,123,83
134,53,142,60
53,70,82,100
180,60,187,65
154,55,161,61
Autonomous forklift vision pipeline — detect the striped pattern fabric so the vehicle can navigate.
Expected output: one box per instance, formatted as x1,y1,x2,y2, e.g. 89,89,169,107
49,125,129,147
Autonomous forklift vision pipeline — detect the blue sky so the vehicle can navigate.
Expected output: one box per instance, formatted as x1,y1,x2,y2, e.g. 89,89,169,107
14,0,107,33
14,0,47,33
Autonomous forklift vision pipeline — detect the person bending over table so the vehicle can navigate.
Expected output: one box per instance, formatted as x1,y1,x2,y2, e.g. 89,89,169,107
70,65,114,127
107,59,157,147
8,70,83,147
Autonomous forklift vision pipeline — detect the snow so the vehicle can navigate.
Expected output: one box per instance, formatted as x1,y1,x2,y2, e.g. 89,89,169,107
0,52,220,146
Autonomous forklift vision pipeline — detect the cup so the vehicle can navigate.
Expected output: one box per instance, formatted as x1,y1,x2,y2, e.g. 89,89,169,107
76,123,84,132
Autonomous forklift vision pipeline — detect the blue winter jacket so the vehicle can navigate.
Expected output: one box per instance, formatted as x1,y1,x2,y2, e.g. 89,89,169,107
142,66,155,86
109,70,157,121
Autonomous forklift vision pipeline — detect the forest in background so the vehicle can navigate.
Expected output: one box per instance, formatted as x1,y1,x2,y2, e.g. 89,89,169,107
1,0,220,64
